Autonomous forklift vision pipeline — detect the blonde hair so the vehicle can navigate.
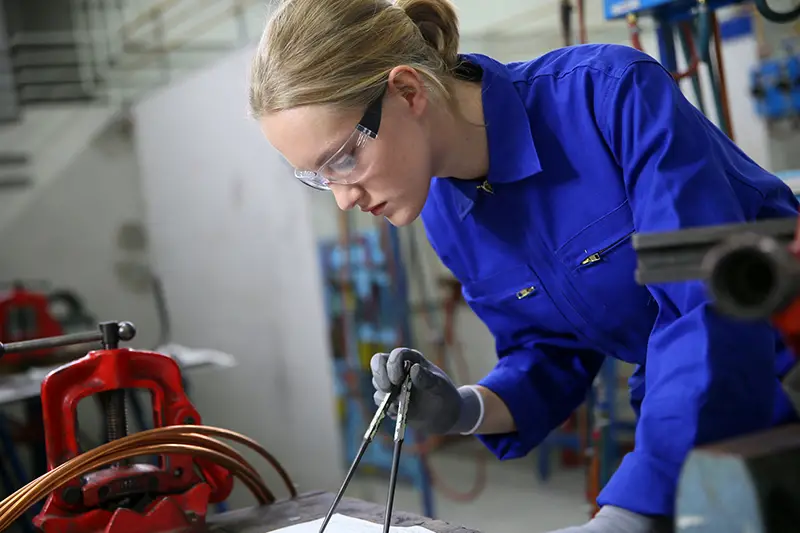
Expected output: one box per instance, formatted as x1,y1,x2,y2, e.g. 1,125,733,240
249,0,461,118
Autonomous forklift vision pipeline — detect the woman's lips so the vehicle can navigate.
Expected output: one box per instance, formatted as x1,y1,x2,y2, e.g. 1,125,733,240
369,202,387,216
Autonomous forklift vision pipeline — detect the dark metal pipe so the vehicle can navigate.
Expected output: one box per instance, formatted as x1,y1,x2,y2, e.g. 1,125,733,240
703,233,800,319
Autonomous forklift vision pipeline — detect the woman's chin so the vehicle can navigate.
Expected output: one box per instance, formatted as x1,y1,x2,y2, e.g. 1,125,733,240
384,205,420,227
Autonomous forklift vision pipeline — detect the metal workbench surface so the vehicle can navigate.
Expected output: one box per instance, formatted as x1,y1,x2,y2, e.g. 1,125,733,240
207,491,480,533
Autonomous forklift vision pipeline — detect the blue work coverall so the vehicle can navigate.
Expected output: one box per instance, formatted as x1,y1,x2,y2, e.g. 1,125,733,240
420,44,799,517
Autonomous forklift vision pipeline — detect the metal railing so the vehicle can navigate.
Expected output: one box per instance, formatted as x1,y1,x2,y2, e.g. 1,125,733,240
5,0,270,108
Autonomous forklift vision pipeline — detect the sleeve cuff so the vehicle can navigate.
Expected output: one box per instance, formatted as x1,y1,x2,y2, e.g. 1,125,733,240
456,385,485,435
597,450,678,516
475,365,549,460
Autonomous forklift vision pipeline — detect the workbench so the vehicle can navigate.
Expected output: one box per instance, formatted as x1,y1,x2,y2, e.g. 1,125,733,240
208,492,478,533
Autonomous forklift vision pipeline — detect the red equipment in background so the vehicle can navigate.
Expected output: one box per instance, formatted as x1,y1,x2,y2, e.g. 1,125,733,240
769,216,800,359
0,321,234,533
0,282,63,367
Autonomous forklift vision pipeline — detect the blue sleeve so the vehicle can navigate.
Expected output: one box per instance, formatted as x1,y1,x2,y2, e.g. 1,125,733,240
596,59,779,516
476,340,604,459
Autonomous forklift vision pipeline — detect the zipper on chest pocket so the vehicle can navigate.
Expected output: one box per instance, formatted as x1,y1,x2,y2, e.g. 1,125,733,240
516,286,536,299
579,230,635,267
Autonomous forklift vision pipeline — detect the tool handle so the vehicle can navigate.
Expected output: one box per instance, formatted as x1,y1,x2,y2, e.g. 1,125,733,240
393,375,412,442
386,362,413,407
0,321,135,355
363,360,413,441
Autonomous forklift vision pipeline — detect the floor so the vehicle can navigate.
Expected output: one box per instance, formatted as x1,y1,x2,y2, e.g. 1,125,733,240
350,440,591,533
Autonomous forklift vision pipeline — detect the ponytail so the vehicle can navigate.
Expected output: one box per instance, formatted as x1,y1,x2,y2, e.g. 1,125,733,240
394,0,460,68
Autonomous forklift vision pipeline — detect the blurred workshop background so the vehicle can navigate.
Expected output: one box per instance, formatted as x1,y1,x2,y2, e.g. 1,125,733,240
0,0,799,532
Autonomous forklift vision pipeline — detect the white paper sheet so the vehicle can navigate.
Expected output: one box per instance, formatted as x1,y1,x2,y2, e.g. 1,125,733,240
269,513,436,533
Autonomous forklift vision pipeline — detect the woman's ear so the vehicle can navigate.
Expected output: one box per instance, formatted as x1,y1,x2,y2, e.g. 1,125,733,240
388,66,428,116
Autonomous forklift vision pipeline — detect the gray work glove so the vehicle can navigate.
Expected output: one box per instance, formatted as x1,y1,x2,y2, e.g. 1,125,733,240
546,506,657,533
370,347,482,435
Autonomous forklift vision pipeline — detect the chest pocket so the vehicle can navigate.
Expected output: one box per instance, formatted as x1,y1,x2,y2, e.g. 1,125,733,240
554,201,656,340
461,264,575,353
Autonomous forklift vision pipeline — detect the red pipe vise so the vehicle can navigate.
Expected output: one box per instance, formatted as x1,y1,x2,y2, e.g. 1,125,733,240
0,321,234,533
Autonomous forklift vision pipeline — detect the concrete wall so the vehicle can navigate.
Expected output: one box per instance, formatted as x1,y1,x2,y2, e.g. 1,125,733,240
0,120,162,350
131,45,344,507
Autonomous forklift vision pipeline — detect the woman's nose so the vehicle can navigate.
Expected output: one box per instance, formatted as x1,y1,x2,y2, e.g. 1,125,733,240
330,184,363,211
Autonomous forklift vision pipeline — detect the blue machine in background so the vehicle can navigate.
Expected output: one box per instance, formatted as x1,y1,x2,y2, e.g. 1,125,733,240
604,0,800,123
605,0,799,22
604,0,751,138
750,48,800,120
605,0,744,21
605,0,800,136
319,223,435,518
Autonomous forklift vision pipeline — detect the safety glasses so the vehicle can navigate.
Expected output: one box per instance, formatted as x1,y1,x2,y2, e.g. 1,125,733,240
294,86,386,191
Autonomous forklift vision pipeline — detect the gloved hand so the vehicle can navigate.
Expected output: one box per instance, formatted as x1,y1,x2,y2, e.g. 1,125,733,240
370,347,483,435
546,506,657,533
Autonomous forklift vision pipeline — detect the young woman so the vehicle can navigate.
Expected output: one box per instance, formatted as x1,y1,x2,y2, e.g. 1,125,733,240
250,0,799,531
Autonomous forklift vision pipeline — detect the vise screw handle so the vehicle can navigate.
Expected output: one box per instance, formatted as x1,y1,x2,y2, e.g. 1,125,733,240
0,321,136,356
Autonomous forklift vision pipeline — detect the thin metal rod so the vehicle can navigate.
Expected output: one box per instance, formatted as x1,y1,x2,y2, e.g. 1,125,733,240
318,438,369,533
0,321,135,355
383,439,404,533
384,373,412,533
0,330,102,354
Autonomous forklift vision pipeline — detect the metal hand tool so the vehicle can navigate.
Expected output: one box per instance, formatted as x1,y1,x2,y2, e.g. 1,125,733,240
319,361,413,533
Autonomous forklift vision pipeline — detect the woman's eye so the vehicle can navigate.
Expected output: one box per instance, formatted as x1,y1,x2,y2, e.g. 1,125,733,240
328,153,357,175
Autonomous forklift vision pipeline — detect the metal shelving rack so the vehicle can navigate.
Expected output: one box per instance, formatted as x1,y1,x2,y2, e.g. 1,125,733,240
318,219,435,518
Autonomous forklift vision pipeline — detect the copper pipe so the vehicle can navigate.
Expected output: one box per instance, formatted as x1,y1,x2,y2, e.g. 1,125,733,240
0,430,272,510
166,425,296,496
86,425,295,497
0,425,295,531
627,15,643,51
576,0,588,44
751,4,770,58
2,436,269,515
711,11,735,142
0,445,266,530
672,22,701,81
